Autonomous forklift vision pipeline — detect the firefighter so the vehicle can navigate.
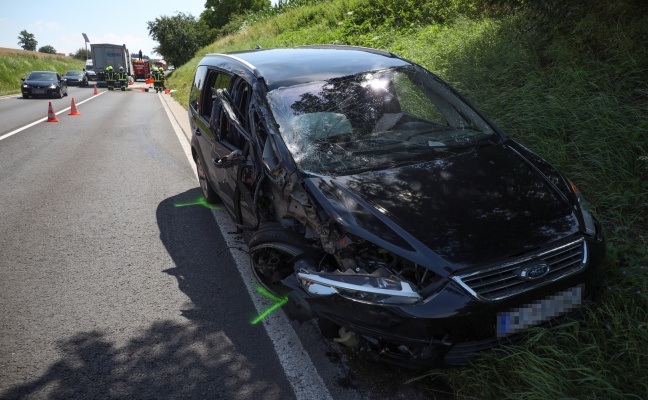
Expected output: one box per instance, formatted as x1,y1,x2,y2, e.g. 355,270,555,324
153,67,162,93
105,66,115,91
159,67,166,92
117,66,128,91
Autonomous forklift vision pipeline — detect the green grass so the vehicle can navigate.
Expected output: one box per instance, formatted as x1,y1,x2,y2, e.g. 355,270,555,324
0,52,84,96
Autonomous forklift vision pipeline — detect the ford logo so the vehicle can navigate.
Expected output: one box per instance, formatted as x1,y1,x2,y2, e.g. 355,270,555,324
519,263,550,280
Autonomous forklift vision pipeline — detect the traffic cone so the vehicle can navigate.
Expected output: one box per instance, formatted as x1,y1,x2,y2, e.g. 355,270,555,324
68,98,81,115
93,84,99,95
47,101,59,122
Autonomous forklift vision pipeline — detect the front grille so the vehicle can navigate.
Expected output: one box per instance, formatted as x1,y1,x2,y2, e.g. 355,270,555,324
452,238,587,301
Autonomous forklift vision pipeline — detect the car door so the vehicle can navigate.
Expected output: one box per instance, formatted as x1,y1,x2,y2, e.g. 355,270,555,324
210,78,258,228
191,67,235,211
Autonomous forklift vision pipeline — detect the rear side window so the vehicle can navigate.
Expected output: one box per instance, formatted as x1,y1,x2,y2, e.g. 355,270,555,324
189,65,207,112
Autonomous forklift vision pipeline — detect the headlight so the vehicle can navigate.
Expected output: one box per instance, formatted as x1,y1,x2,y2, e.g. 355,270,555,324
48,85,56,89
298,271,422,305
569,179,596,236
22,84,29,89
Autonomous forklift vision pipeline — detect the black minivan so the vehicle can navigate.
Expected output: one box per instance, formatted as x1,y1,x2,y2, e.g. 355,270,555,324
188,45,605,368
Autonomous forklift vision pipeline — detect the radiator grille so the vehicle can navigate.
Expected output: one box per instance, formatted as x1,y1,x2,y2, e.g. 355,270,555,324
452,238,587,301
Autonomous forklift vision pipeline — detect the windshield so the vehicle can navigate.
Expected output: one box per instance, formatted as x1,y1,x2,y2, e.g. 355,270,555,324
28,72,57,80
267,66,498,176
65,71,83,77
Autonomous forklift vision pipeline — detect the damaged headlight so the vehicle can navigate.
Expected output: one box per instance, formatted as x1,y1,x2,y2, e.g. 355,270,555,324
297,271,422,305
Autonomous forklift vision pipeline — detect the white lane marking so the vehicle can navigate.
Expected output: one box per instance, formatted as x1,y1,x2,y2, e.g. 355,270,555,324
0,92,104,142
159,93,333,400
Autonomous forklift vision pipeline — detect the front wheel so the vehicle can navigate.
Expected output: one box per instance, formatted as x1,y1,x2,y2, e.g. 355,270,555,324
248,225,312,296
196,154,219,204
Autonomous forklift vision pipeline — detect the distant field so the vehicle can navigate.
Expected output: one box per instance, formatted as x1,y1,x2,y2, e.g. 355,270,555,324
0,47,70,59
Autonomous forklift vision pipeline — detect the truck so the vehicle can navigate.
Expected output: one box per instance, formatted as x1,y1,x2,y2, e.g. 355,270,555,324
132,59,151,81
90,43,132,87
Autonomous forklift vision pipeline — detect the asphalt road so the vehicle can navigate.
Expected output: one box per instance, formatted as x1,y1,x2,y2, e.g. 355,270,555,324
0,85,444,400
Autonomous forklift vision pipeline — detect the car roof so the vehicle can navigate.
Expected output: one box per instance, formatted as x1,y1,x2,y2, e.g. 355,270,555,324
202,45,412,91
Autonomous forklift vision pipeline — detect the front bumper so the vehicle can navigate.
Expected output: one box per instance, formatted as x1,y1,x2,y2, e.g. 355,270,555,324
286,235,604,368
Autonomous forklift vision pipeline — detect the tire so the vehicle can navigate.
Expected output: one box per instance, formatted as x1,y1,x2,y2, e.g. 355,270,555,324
22,94,28,99
248,224,312,296
196,154,219,204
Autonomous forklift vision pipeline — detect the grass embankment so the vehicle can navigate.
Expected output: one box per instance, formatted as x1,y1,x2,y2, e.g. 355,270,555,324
0,48,84,96
168,0,648,397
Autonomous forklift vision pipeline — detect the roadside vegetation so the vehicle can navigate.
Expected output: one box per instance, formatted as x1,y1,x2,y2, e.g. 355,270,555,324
166,0,647,398
0,48,83,96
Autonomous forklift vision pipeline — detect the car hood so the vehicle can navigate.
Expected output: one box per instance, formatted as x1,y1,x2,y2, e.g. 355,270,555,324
304,143,580,271
24,79,58,86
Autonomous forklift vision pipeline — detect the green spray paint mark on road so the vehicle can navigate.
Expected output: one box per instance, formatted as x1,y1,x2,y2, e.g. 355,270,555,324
174,195,224,210
251,286,288,325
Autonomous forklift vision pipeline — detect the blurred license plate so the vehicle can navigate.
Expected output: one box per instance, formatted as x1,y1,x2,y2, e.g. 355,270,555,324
32,89,46,94
496,285,583,337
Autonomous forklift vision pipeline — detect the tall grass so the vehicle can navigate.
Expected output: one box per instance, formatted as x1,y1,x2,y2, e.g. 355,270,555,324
0,53,83,96
165,1,647,397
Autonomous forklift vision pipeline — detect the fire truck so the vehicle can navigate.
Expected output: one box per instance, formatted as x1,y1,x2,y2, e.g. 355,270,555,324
132,59,151,81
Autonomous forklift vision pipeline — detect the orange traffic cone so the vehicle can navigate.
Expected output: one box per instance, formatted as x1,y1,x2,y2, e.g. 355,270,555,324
47,101,59,122
93,84,99,95
68,97,81,115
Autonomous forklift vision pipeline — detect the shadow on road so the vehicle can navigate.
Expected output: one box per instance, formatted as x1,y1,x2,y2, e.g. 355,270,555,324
0,188,293,400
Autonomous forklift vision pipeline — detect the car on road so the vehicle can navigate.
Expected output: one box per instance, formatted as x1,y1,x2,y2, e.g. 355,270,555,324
84,59,97,81
21,71,68,99
188,45,605,368
63,70,89,86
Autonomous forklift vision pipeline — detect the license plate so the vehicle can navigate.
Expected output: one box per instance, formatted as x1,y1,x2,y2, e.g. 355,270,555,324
32,88,46,94
496,285,583,337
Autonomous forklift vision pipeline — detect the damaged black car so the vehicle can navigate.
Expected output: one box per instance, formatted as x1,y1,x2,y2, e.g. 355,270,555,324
188,45,605,368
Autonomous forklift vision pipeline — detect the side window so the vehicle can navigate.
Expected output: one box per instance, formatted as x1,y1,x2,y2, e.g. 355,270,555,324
189,65,207,112
200,69,232,120
223,79,252,149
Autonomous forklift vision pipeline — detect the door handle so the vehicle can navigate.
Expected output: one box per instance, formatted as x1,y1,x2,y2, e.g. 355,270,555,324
194,128,202,136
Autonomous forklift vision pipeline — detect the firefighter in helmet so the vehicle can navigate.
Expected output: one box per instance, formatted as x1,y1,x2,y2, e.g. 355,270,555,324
158,67,166,93
105,66,115,91
153,67,162,93
117,66,128,91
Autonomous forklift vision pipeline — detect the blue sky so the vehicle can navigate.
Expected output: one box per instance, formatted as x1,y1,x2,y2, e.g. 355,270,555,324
1,0,277,58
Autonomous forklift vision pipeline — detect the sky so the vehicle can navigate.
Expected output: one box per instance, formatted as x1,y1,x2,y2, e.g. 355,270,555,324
0,0,277,59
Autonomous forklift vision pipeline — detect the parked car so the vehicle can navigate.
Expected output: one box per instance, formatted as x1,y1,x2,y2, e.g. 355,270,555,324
188,45,605,368
21,71,68,99
63,70,88,86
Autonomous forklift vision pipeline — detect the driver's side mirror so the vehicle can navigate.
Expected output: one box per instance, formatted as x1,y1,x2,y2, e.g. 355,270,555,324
21,77,25,81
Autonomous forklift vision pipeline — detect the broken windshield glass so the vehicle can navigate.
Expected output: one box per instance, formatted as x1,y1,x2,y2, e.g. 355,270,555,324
267,66,497,176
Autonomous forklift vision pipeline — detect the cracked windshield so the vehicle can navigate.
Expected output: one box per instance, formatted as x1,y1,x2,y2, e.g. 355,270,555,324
267,66,497,176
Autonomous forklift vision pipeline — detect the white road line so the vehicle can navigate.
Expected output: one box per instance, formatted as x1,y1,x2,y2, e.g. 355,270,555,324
0,93,104,142
159,93,333,400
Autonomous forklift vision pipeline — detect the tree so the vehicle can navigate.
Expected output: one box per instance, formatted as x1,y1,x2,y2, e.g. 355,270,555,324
70,48,90,60
17,30,37,51
200,0,270,30
38,45,57,54
147,13,216,67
